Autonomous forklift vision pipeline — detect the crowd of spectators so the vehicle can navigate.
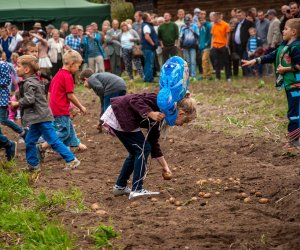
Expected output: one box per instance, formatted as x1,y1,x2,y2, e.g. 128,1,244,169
1,2,300,82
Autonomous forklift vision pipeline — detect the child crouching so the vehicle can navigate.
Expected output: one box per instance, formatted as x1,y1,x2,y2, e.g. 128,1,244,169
11,55,80,171
101,93,197,199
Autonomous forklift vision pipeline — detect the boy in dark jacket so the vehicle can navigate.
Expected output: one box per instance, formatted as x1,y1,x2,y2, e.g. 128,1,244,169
10,55,80,171
80,68,126,132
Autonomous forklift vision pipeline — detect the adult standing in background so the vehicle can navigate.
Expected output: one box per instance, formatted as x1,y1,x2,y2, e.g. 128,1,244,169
289,2,300,18
158,12,179,64
211,12,231,82
256,10,270,46
132,11,143,38
64,25,81,53
0,27,13,62
48,29,64,77
234,9,254,76
9,25,23,53
265,9,282,51
106,20,122,76
175,9,185,32
141,12,159,83
83,25,106,73
59,21,69,39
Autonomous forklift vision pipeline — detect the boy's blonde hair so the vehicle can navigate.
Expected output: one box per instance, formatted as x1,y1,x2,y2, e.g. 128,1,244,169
177,96,197,121
18,55,39,73
286,18,300,38
63,49,83,65
23,41,37,53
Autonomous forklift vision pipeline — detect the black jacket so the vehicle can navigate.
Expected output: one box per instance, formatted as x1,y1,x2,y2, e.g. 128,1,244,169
234,19,254,50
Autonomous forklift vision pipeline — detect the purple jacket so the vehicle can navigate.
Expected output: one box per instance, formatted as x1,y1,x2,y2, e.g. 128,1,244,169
111,93,163,158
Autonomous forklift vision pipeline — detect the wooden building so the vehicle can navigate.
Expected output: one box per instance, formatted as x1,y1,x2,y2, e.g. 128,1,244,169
126,0,294,20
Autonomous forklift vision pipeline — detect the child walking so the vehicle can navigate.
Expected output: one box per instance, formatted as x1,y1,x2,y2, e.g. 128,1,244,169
38,50,87,158
101,93,197,199
242,18,300,149
79,68,127,132
0,50,27,139
10,55,80,171
0,127,17,162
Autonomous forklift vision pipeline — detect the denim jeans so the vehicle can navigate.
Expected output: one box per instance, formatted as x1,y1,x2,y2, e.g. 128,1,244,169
26,121,75,167
0,106,23,134
286,89,300,141
0,127,9,148
113,129,151,191
183,48,197,77
143,49,154,82
100,90,127,117
54,116,80,147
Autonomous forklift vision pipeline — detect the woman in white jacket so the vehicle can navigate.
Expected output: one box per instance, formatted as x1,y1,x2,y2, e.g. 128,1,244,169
48,29,64,77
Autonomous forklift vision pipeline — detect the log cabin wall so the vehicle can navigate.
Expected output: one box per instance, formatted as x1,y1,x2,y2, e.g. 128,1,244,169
127,0,293,21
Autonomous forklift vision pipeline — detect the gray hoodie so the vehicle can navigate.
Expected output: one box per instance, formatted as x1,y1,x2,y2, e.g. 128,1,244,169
88,72,127,98
18,75,53,126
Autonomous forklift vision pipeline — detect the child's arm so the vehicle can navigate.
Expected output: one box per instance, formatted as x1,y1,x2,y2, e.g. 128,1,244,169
67,93,86,114
277,65,294,74
242,49,277,67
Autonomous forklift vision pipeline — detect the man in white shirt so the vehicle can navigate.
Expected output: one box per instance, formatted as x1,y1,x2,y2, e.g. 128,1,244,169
9,25,23,53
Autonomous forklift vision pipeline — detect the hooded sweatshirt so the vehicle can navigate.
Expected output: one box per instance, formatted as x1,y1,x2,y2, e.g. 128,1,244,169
88,72,127,98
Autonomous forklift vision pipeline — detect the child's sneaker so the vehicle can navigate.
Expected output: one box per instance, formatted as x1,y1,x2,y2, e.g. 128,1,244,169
36,144,46,163
129,189,160,199
284,140,300,151
64,158,80,170
112,185,131,196
5,141,17,161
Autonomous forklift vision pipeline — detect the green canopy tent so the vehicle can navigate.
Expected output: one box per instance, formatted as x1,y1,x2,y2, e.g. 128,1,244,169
0,0,111,30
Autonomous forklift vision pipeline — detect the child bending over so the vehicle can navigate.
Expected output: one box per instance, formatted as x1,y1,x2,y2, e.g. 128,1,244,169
79,68,127,132
101,93,197,199
10,55,80,171
242,18,300,150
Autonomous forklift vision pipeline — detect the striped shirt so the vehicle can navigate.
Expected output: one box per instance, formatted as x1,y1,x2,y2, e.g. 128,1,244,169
249,36,257,53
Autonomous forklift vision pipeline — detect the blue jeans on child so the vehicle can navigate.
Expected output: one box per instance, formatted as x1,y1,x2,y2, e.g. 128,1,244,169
0,106,23,134
54,116,80,147
143,49,154,82
0,127,9,148
26,121,75,167
100,90,127,116
113,129,151,191
183,48,197,78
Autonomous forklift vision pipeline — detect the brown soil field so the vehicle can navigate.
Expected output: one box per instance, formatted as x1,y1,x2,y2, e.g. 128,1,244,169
2,84,300,250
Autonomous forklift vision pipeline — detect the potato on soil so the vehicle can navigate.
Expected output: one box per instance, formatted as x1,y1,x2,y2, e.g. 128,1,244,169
250,189,256,195
176,206,183,211
151,198,158,202
169,197,175,204
244,197,252,203
258,198,269,204
215,191,220,195
191,196,198,201
175,201,182,206
255,192,263,197
203,193,211,198
91,203,100,210
96,210,107,215
198,192,206,197
241,192,248,198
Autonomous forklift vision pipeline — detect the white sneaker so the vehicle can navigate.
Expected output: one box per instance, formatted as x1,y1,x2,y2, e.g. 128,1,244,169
129,189,160,199
112,185,131,196
64,158,80,170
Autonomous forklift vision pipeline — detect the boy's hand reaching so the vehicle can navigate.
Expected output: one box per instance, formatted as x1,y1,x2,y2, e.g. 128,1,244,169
276,65,287,74
80,106,87,114
148,111,165,122
241,59,256,67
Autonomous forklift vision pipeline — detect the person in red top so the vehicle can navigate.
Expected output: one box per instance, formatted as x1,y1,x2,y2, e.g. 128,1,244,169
38,50,87,161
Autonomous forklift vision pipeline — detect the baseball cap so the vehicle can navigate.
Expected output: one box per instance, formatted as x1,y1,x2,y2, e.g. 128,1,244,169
194,8,201,13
